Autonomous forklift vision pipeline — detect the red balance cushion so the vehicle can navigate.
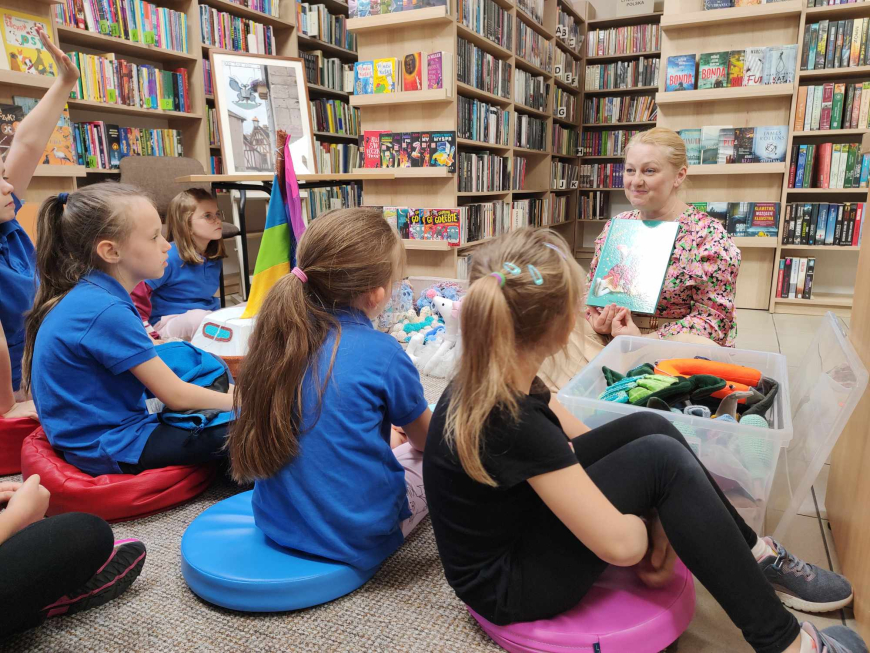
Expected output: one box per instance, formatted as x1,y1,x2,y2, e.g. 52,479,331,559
20,428,217,523
0,417,39,475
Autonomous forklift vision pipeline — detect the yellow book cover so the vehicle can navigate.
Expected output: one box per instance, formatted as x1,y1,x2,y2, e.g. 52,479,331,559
373,58,398,93
851,18,864,68
1,9,55,76
13,97,75,165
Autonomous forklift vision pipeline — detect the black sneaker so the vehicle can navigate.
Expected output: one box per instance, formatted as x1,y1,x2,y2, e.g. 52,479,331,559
759,537,853,613
41,539,146,619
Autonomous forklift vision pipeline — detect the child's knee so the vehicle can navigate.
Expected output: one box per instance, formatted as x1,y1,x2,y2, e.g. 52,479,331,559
639,433,696,471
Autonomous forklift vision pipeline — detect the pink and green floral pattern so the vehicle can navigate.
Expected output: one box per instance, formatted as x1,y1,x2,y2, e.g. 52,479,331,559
585,207,741,347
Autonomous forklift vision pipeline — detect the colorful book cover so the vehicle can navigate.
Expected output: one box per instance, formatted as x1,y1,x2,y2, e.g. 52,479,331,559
364,129,388,168
430,131,456,172
383,206,397,231
357,0,371,17
399,132,412,167
766,44,797,85
753,126,789,163
816,20,829,70
726,202,751,236
409,132,423,166
744,47,765,86
807,23,819,72
396,207,409,238
728,50,744,87
704,0,733,7
746,202,780,237
734,127,756,164
349,0,358,18
407,208,424,239
679,128,702,166
390,0,402,12
586,219,681,315
665,55,695,92
403,53,422,91
403,0,418,10
379,132,395,167
426,52,443,90
13,96,74,165
698,51,729,90
1,10,54,76
422,208,461,245
373,58,398,93
701,126,729,165
353,61,374,95
717,127,735,165
0,103,24,158
381,0,391,14
419,131,432,166
370,0,381,14
106,124,121,168
706,202,729,226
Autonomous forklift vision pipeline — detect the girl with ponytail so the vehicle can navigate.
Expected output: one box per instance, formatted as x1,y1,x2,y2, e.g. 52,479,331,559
229,207,432,571
24,183,235,477
423,228,862,653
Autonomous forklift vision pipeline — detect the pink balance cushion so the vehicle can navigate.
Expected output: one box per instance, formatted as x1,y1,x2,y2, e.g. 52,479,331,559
468,560,695,653
0,417,39,475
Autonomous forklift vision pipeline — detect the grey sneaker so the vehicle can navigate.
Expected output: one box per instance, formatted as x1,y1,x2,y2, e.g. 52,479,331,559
803,622,868,653
758,537,853,613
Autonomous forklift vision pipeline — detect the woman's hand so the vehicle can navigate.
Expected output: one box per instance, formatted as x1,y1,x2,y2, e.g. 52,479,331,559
589,304,617,335
611,307,642,338
2,399,38,421
36,25,80,86
3,474,50,534
635,511,677,588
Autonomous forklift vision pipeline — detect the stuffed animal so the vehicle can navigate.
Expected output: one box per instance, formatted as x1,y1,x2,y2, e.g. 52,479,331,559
389,307,436,343
376,279,414,332
407,297,462,378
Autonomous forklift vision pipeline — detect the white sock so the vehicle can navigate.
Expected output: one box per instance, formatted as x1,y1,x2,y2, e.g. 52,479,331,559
799,626,817,652
751,537,777,562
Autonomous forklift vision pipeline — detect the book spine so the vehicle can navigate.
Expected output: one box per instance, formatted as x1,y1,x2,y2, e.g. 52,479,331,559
808,202,819,245
775,259,785,298
820,142,832,189
853,203,863,246
803,258,815,300
788,144,799,188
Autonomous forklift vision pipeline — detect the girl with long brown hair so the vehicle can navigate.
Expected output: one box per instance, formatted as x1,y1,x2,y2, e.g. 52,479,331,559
423,228,863,653
229,207,431,570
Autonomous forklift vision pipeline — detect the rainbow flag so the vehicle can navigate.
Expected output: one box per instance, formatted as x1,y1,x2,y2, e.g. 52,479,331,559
241,141,306,318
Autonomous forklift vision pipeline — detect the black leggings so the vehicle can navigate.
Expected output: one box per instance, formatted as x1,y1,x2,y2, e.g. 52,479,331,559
513,413,800,653
0,513,114,638
119,422,229,473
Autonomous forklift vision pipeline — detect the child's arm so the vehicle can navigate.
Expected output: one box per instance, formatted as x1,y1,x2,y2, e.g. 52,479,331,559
3,27,79,196
0,475,49,546
131,357,235,412
400,408,430,452
548,396,590,438
0,322,37,419
528,464,648,567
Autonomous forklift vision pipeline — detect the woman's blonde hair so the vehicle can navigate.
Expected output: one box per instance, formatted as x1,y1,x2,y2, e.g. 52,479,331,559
624,127,688,171
166,188,226,264
445,228,585,486
228,207,404,483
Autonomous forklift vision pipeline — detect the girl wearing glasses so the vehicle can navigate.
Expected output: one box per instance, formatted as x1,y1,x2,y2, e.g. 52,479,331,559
132,188,226,340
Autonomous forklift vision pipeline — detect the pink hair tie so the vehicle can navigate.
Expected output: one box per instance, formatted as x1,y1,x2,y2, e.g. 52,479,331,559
291,267,308,283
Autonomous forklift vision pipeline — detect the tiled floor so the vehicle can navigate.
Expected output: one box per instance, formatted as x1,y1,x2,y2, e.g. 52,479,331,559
683,309,857,651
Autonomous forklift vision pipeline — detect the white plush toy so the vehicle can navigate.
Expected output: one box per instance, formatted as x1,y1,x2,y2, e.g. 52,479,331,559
406,297,462,378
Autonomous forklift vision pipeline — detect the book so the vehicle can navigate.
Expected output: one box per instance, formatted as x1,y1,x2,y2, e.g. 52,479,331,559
429,131,456,172
379,132,395,167
803,258,815,299
403,53,422,91
704,0,733,7
13,96,74,166
665,55,695,92
746,202,779,237
717,127,735,165
831,83,846,130
698,51,729,90
775,259,785,298
364,130,388,168
701,126,729,165
396,207,409,238
586,219,681,315
765,44,797,85
820,83,834,130
727,202,751,236
789,257,800,297
373,58,399,93
427,52,443,90
794,86,808,131
1,10,54,76
745,47,765,86
753,126,788,163
0,103,23,157
728,50,744,87
407,208,424,239
816,20,829,70
419,131,432,167
399,132,412,167
421,208,461,245
353,61,374,95
852,18,864,67
679,128,702,166
826,20,839,71
807,23,819,72
706,202,729,226
734,127,757,164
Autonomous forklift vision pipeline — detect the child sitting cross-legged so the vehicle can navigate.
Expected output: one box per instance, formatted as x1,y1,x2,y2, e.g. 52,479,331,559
131,188,225,341
424,228,865,653
229,207,431,570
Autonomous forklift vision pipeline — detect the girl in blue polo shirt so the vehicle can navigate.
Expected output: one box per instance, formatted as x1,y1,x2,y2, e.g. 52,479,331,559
22,182,236,476
131,188,225,341
0,26,81,421
229,207,431,571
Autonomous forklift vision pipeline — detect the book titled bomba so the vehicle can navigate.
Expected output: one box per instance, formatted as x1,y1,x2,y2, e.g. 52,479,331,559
666,55,696,92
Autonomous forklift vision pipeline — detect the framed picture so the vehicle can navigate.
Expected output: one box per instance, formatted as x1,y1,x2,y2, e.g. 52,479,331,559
210,51,316,176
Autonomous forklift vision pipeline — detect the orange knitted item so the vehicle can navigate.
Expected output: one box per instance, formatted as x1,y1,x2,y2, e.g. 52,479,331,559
655,359,761,402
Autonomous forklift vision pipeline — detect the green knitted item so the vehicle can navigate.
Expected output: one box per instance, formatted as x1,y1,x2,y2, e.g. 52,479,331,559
602,366,624,386
632,376,693,406
687,375,727,400
627,375,678,404
627,363,655,378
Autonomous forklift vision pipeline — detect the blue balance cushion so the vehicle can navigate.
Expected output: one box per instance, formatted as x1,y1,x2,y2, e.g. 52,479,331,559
181,491,380,612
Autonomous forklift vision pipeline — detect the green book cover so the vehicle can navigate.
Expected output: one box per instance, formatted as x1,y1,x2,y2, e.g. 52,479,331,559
833,82,846,130
803,143,816,188
698,51,730,90
587,219,680,315
845,143,857,189
808,23,819,71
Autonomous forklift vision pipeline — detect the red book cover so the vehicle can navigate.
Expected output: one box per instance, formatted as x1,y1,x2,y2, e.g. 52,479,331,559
820,142,833,188
364,130,388,168
854,203,863,246
775,260,784,298
820,83,834,130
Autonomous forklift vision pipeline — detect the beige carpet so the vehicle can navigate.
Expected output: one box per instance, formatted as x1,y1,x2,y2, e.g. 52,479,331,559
2,375,765,652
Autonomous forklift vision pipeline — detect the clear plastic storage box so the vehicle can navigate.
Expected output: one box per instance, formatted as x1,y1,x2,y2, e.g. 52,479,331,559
557,336,793,534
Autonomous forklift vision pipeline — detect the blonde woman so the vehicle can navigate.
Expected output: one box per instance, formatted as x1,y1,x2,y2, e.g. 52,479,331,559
588,126,741,347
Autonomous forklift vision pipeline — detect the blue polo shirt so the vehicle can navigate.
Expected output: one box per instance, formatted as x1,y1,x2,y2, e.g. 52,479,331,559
31,270,159,475
252,308,428,570
0,194,34,391
145,243,220,323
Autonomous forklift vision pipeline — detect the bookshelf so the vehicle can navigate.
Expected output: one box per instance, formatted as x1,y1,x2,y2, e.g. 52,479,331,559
578,9,660,255
658,0,801,312
346,0,587,277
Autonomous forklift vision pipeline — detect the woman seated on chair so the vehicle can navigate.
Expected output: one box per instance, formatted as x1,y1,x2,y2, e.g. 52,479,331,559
132,188,225,341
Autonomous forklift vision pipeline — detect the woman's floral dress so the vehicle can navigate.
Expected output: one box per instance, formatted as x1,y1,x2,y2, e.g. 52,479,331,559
585,206,742,347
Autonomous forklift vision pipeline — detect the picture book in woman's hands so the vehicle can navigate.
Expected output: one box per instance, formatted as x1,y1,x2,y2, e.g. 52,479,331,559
587,219,680,315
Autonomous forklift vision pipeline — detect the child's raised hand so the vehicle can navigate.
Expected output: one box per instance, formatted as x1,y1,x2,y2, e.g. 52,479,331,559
2,399,38,421
36,25,80,85
611,307,642,338
589,304,616,335
4,474,50,534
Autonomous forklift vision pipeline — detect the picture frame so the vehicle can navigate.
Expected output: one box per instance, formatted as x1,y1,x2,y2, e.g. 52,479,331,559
209,51,316,176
